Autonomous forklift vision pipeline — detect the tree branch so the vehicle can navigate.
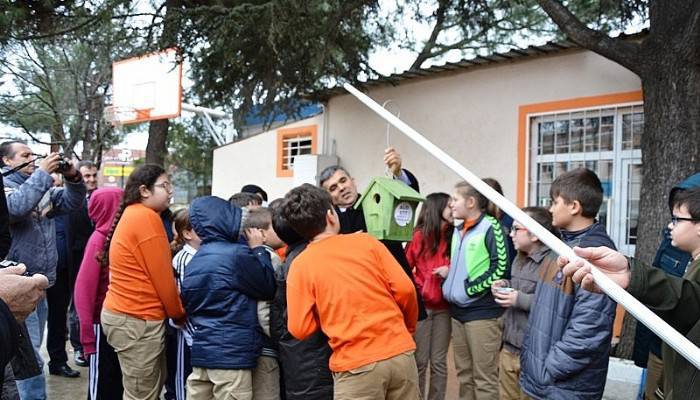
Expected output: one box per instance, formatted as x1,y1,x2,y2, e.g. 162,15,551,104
12,15,101,41
410,0,450,71
15,121,55,146
535,0,644,74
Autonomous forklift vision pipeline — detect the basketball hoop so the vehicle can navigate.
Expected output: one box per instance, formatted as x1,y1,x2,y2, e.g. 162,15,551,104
104,106,153,129
111,48,182,126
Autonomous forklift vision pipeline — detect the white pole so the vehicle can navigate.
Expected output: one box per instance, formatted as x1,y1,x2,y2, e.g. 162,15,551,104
181,103,227,118
343,82,700,370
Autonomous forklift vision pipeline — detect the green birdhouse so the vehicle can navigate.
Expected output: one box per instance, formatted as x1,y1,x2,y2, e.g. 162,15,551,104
355,177,425,241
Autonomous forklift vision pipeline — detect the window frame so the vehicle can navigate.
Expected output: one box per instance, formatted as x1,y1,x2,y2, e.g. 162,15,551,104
276,125,318,177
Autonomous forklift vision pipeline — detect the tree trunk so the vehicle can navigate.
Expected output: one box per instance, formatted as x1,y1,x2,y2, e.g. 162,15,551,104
612,47,700,359
146,119,169,166
143,0,180,166
534,0,700,359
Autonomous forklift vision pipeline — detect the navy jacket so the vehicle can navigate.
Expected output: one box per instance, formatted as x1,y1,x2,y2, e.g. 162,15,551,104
181,196,276,369
520,222,617,400
633,172,700,366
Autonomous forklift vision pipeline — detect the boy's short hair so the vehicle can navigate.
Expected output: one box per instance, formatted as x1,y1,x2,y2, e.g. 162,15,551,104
550,168,603,218
229,192,262,208
269,199,305,246
522,206,559,236
671,187,700,219
243,207,272,230
282,184,334,240
454,181,488,212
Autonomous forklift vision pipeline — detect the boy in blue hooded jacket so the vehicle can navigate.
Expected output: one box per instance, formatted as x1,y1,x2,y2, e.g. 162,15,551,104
520,168,617,400
180,196,276,400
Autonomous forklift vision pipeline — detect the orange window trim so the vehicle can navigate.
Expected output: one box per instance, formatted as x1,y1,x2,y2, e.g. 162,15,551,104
276,125,318,177
516,90,643,207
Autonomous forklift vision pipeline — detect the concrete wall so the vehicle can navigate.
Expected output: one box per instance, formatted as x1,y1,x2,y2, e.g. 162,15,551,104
327,49,641,202
212,114,324,201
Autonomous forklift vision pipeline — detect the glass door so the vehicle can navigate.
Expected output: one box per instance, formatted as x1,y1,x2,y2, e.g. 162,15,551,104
614,158,642,256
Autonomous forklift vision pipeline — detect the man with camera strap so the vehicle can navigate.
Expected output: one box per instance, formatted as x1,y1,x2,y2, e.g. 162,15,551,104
0,140,86,400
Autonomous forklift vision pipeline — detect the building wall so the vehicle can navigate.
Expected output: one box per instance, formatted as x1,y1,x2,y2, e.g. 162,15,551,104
327,49,641,203
212,49,641,204
212,115,324,201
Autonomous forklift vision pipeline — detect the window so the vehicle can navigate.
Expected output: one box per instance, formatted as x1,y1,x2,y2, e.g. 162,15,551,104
527,103,644,256
276,125,318,177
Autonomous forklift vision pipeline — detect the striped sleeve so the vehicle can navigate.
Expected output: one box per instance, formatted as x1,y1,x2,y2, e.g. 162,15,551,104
465,216,509,296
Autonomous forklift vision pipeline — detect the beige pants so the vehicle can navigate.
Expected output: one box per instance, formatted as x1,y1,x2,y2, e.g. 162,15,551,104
333,351,420,400
452,317,503,400
498,348,528,400
187,367,253,400
645,352,664,400
414,309,451,400
252,356,280,400
100,309,166,400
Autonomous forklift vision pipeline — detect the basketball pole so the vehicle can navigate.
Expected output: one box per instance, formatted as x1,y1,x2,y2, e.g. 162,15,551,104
181,103,236,145
343,82,700,370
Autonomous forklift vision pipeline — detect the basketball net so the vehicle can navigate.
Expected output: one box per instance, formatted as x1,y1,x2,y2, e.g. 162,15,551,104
104,106,153,130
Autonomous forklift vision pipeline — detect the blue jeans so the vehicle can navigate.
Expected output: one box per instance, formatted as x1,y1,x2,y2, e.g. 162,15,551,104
16,298,48,400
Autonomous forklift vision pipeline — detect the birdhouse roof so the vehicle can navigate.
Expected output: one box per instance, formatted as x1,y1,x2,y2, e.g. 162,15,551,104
356,176,425,206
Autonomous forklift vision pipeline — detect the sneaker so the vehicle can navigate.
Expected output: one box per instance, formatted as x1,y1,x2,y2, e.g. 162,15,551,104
74,351,88,367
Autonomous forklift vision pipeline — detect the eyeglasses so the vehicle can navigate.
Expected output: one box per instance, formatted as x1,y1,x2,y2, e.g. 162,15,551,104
510,226,528,235
154,182,173,191
670,215,700,227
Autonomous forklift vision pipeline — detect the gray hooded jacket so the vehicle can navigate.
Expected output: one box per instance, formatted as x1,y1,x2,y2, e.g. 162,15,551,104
3,167,86,287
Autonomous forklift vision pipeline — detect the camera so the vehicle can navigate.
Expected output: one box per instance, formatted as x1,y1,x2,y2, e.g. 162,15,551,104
56,154,72,173
0,260,32,276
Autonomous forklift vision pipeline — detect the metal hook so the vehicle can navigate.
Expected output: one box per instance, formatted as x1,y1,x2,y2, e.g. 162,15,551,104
381,100,401,149
381,100,401,177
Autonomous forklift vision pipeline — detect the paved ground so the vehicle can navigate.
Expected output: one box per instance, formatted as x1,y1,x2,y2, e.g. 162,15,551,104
43,347,88,399
42,343,637,399
44,344,460,399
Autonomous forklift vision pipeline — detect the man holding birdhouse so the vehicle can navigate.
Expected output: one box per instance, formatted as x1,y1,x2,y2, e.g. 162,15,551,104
319,147,426,319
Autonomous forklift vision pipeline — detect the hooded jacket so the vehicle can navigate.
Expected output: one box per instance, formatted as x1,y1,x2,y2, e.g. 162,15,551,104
633,172,700,367
628,257,700,400
3,167,86,286
520,222,617,400
442,213,509,323
74,187,123,355
181,196,276,369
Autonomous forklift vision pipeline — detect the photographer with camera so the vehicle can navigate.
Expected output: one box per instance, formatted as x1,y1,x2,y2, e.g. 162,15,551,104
0,140,86,400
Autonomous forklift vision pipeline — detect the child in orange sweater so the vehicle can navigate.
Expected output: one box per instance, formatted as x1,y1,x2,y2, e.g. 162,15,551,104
100,164,185,400
282,184,419,400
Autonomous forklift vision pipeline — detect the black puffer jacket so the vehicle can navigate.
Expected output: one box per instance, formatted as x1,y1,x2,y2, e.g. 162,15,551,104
0,299,18,386
271,242,333,400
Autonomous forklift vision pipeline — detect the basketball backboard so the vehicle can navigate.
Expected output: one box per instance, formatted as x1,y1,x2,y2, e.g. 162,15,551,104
109,48,182,125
